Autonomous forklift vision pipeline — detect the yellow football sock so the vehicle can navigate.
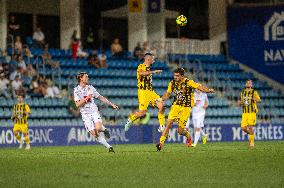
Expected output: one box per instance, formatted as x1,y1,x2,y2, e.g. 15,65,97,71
25,135,30,144
15,133,21,142
129,114,138,122
159,135,167,145
249,134,255,143
158,113,165,126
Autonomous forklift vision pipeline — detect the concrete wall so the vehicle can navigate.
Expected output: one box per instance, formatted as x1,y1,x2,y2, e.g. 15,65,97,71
60,0,81,49
0,0,7,50
7,0,59,15
208,0,227,41
5,0,80,49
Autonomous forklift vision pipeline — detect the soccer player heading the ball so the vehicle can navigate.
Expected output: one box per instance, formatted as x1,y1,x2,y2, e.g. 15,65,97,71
124,52,166,133
156,68,214,151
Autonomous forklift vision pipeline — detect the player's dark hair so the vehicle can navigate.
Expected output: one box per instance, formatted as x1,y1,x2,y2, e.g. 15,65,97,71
174,68,185,76
16,90,25,98
76,72,86,83
144,52,153,57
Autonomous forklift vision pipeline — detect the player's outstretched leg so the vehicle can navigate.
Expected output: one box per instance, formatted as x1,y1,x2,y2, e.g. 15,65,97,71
200,128,208,144
177,127,192,147
192,128,201,147
124,110,146,131
24,133,31,150
156,119,173,151
156,100,165,133
13,131,24,149
248,126,255,148
101,125,111,139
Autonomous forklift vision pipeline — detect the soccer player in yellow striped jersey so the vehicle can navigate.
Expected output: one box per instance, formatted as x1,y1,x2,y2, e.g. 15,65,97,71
239,80,261,148
156,68,214,151
11,94,31,149
124,52,165,132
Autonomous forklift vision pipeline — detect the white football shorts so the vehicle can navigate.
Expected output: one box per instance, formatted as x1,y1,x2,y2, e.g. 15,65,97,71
81,112,102,132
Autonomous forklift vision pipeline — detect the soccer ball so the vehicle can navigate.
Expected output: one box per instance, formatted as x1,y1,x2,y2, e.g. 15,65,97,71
176,15,187,27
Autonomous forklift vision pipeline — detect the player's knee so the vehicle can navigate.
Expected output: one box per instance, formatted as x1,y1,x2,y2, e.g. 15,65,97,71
196,128,200,132
158,107,165,114
139,110,147,116
177,127,184,135
242,127,248,132
13,131,18,135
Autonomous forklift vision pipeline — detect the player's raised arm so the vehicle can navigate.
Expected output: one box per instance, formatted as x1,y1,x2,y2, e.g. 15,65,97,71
161,81,173,101
197,85,215,93
98,95,119,110
138,69,163,76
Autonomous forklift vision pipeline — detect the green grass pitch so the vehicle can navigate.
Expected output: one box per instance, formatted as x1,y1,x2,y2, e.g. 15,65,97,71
0,142,284,188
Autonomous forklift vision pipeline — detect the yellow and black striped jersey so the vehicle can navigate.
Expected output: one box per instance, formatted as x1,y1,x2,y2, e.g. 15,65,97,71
240,88,261,113
12,103,31,124
167,78,200,107
137,63,153,91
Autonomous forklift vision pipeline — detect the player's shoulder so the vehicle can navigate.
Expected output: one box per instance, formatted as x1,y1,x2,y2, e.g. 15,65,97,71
137,63,146,69
73,85,80,91
169,79,175,85
87,84,95,90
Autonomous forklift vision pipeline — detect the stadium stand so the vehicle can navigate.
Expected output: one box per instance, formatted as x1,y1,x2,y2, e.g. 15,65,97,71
0,47,283,127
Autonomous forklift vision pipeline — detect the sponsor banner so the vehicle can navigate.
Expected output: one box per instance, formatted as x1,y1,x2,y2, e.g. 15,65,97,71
227,5,284,84
0,124,283,147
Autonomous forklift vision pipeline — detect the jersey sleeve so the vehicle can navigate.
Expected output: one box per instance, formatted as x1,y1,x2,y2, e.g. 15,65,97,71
204,94,209,104
187,80,200,89
254,90,261,101
167,81,173,94
91,86,100,98
25,104,31,113
73,88,80,101
137,64,146,74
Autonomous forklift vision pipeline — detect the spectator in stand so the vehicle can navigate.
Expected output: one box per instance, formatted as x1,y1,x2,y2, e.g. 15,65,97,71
71,30,79,43
0,61,4,77
33,27,45,48
133,42,142,59
87,49,100,68
8,15,20,39
142,41,150,54
23,46,33,58
111,38,123,57
98,50,107,68
14,36,23,55
10,67,22,81
30,76,46,96
0,60,11,79
45,78,60,98
0,76,11,99
76,40,88,58
17,55,27,74
26,64,37,78
11,75,26,98
71,30,79,59
68,94,80,117
86,29,95,49
42,44,59,68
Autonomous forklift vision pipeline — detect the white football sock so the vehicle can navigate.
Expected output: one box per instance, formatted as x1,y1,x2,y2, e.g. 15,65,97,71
194,131,201,145
200,129,206,137
185,119,190,129
101,125,106,131
97,132,111,149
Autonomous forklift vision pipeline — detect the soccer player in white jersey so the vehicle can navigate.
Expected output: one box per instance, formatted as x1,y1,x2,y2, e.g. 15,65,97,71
186,89,209,147
74,72,119,152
